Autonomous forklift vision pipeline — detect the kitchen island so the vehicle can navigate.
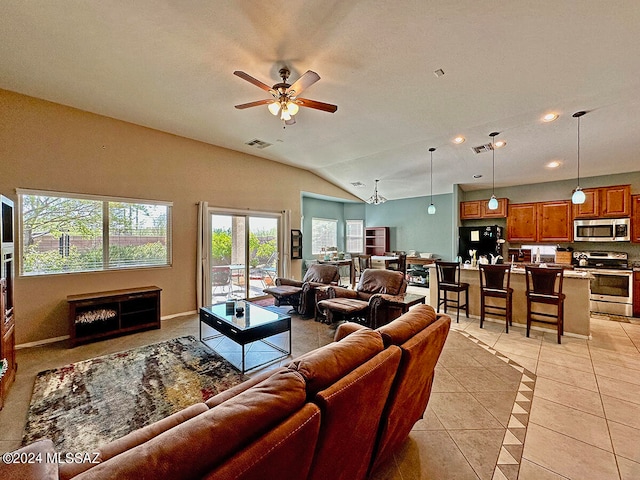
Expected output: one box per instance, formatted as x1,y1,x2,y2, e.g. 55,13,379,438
427,264,591,337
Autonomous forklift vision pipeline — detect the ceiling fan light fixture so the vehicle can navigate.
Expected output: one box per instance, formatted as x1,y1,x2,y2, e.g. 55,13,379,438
281,108,291,121
267,102,280,116
287,101,299,116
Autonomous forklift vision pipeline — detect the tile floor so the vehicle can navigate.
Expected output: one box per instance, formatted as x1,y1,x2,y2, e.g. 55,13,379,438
1,294,640,480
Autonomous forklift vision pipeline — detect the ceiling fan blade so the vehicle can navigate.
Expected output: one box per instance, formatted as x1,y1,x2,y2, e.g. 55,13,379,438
288,70,320,96
234,99,274,109
296,98,338,113
233,71,274,92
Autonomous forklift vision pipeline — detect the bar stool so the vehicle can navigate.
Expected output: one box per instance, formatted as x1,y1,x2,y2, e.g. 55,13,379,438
435,261,469,322
525,266,565,344
479,264,513,333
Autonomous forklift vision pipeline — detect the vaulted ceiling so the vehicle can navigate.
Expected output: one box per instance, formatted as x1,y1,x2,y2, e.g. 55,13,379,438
2,1,640,201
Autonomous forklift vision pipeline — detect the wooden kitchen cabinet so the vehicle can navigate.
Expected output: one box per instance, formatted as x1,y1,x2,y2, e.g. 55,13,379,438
507,200,571,242
460,198,508,219
460,201,481,219
537,200,572,242
633,195,640,243
573,185,631,218
507,203,537,242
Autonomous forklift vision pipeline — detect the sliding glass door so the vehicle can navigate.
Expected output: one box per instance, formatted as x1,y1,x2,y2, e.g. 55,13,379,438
209,212,280,304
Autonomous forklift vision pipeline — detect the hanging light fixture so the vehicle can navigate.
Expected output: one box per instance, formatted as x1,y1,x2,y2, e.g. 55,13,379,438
366,179,387,205
487,131,500,210
427,148,436,214
571,111,587,204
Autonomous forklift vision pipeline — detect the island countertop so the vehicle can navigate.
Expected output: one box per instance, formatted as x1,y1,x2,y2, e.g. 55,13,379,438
427,264,591,337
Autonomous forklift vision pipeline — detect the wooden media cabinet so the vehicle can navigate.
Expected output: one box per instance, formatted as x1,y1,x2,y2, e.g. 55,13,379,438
68,286,161,347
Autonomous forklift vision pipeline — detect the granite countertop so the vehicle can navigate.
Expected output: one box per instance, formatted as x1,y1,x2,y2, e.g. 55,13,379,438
427,263,591,278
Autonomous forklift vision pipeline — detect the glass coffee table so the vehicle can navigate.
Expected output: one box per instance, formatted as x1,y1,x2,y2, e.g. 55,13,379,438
199,301,291,373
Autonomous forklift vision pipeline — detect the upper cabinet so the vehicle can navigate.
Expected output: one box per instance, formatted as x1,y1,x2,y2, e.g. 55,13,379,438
460,198,508,220
573,185,631,218
537,200,573,242
632,194,640,243
507,200,572,243
507,203,537,242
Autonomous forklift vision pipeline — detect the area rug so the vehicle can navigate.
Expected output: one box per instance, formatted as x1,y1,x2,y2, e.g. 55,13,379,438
22,336,247,453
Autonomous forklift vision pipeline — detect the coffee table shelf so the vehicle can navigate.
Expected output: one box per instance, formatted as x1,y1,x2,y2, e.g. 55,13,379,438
199,301,291,373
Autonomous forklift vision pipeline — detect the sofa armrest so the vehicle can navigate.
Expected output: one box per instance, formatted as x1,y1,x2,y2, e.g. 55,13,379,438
327,286,359,299
374,293,407,306
333,322,367,341
0,439,59,480
276,278,303,288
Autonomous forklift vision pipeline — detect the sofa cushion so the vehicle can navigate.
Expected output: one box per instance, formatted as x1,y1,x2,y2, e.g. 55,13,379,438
73,369,307,480
377,304,437,346
288,328,384,396
358,269,405,295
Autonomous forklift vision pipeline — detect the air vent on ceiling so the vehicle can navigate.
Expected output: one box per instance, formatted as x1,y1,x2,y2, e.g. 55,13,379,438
350,181,366,188
245,138,272,149
471,143,494,154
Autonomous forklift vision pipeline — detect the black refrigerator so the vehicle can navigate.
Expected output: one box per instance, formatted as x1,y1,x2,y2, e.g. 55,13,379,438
458,226,503,263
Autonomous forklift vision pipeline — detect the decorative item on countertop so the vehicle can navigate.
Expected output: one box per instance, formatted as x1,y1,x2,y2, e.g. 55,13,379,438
469,249,477,267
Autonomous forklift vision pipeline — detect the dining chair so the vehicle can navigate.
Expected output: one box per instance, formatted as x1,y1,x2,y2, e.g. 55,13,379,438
435,261,469,323
525,266,565,344
479,264,513,333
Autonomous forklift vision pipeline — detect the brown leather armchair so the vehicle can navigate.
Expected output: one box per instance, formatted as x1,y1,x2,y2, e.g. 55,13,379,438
317,269,408,328
263,264,340,316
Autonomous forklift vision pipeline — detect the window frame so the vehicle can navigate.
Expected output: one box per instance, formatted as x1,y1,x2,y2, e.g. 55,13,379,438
345,219,364,254
17,189,173,276
311,217,338,255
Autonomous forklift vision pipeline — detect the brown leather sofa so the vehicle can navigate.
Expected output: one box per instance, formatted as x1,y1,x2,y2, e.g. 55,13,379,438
317,268,408,328
263,264,340,316
2,305,450,480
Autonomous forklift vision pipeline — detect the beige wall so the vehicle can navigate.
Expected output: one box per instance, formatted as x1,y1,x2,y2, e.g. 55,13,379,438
0,89,359,345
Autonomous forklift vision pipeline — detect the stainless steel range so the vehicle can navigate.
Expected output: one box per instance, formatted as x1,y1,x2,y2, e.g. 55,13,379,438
572,251,633,316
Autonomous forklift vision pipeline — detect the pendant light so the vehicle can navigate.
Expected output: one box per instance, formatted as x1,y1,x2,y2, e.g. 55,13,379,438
487,132,500,210
366,179,387,205
427,148,436,214
571,111,587,204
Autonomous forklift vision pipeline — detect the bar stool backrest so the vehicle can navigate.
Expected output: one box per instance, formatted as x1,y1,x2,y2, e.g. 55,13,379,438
436,261,460,286
479,264,511,291
525,266,564,296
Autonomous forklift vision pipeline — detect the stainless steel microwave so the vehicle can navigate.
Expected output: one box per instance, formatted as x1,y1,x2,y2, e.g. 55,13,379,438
574,218,630,242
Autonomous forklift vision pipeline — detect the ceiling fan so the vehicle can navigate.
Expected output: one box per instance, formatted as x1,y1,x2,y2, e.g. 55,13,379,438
234,67,338,125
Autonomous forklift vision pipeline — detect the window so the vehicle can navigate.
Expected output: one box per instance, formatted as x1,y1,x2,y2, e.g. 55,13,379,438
311,218,337,254
346,220,364,253
19,190,172,275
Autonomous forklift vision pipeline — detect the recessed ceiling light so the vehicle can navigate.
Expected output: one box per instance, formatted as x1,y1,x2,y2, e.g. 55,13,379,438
453,136,465,144
494,140,506,148
542,112,559,122
546,160,561,169
473,174,483,179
